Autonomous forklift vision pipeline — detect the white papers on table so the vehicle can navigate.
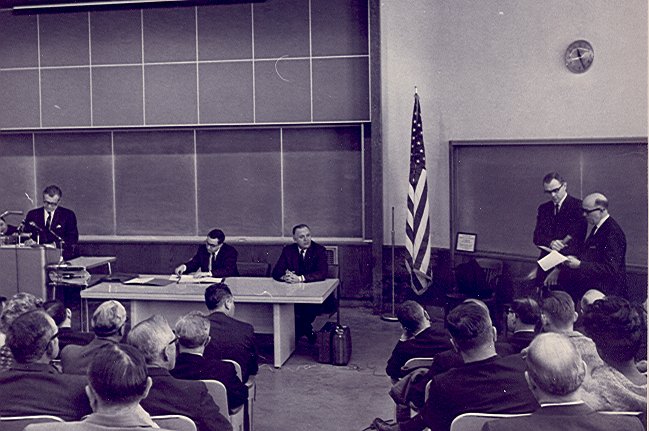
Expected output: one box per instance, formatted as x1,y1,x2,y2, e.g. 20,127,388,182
124,276,155,284
537,250,568,271
171,274,223,284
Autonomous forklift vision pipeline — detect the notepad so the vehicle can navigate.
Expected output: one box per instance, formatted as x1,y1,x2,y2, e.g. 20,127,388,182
124,277,171,286
171,274,223,284
537,250,568,271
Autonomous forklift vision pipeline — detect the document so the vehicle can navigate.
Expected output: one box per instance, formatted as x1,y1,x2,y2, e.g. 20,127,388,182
537,250,568,271
124,276,171,286
171,274,223,284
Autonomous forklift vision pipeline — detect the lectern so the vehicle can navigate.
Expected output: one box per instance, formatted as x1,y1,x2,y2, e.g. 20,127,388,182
0,245,60,300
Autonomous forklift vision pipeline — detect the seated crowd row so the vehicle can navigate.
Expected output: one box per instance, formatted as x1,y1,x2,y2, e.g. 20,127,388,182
0,282,256,431
373,289,647,431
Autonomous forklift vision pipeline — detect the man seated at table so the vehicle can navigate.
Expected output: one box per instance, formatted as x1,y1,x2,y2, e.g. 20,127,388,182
272,223,329,342
127,314,232,431
44,299,93,354
172,311,248,412
0,309,91,420
175,228,239,278
61,300,127,374
203,283,258,382
25,343,173,431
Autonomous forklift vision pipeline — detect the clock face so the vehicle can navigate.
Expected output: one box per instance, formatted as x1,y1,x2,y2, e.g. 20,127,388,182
565,40,594,73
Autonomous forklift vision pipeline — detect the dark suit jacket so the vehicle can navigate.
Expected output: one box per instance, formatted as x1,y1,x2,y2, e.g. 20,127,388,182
57,327,94,354
386,324,452,380
204,311,258,382
498,330,536,356
533,195,587,258
184,243,239,277
272,241,328,282
61,337,119,375
0,362,92,421
24,206,79,260
481,403,644,431
171,352,248,411
400,354,539,431
141,366,232,431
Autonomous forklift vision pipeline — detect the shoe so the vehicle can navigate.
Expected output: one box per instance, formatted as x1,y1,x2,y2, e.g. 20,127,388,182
371,418,399,431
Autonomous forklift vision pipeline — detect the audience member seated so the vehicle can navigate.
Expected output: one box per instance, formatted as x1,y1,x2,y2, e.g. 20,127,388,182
61,300,127,374
482,332,644,431
24,343,173,431
500,297,540,355
539,290,603,372
581,296,647,422
574,289,605,334
0,309,91,420
127,314,232,431
43,299,93,354
171,311,248,412
372,301,538,431
0,292,44,371
203,283,258,382
386,301,451,382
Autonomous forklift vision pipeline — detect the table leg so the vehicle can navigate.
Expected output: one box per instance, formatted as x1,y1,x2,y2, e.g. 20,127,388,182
273,303,295,368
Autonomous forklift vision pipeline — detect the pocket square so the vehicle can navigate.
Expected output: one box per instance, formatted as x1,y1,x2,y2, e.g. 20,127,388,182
55,224,62,229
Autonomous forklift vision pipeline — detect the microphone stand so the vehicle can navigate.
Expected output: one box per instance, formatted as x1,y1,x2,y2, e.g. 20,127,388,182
381,206,399,322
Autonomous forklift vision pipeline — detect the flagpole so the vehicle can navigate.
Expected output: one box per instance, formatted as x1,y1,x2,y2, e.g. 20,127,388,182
382,206,399,322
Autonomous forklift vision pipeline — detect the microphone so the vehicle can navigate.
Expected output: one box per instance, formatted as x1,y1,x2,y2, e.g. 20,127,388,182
28,221,43,232
562,235,572,245
16,219,26,234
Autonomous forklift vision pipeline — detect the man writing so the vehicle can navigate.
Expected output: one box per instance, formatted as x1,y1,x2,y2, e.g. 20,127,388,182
175,228,239,278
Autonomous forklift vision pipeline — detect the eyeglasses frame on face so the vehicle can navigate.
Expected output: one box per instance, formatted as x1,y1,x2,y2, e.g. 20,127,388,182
544,183,565,195
48,331,60,345
43,199,59,207
168,332,179,346
582,207,603,214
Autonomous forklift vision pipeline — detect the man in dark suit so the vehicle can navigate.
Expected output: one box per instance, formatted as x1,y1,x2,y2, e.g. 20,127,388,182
373,302,539,431
500,297,540,355
43,300,93,354
61,300,127,374
24,184,79,260
0,309,92,421
533,173,587,288
548,193,627,301
175,228,239,278
481,332,644,431
171,311,248,411
203,283,258,382
272,224,329,341
127,314,232,431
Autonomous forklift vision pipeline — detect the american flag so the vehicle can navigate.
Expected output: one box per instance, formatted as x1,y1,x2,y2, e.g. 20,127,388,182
405,92,432,295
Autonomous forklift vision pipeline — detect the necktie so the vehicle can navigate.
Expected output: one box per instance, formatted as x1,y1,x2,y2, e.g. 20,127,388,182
208,253,215,273
554,204,559,216
300,249,306,260
590,226,598,238
45,212,52,230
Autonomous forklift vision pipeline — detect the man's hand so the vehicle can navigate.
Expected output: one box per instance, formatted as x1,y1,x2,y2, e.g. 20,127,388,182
550,239,567,251
564,255,581,269
193,271,211,279
543,268,560,286
23,238,36,246
174,264,186,276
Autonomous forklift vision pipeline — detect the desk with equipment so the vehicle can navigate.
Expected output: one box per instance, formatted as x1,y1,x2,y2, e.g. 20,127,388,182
80,276,339,367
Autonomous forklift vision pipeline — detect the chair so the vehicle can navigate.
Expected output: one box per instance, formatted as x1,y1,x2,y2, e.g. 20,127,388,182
446,258,503,318
238,262,271,277
223,359,256,431
151,414,197,431
201,379,245,431
0,415,64,431
449,412,531,431
320,264,340,319
400,357,434,374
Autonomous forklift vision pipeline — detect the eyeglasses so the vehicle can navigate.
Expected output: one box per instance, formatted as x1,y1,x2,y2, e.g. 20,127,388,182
205,241,221,249
543,184,564,195
168,334,179,346
49,331,60,344
43,200,59,207
582,207,602,214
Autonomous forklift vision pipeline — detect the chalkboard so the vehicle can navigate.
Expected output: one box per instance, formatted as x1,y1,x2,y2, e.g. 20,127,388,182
451,139,647,268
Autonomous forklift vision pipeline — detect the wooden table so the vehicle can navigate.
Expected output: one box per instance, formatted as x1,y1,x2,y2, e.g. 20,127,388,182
80,276,339,367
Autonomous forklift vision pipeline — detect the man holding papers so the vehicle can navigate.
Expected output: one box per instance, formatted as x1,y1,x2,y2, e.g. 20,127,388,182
174,228,239,278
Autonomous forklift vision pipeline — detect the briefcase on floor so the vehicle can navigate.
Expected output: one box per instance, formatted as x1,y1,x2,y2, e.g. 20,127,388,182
332,325,352,366
316,321,337,363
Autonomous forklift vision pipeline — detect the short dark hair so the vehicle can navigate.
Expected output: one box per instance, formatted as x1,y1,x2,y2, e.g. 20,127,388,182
292,224,310,234
43,185,63,198
205,283,233,310
6,310,55,363
88,344,149,405
541,291,575,327
207,229,225,244
446,302,492,351
511,297,541,325
396,301,427,333
583,296,642,363
43,300,66,326
542,172,565,184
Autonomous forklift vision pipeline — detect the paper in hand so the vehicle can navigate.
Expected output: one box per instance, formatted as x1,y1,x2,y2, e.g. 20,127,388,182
537,250,568,271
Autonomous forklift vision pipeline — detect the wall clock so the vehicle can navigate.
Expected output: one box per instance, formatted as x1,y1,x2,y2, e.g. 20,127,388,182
565,40,594,73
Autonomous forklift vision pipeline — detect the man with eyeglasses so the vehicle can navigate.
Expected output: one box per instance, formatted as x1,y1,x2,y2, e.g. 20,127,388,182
174,228,239,278
24,184,79,260
533,173,587,289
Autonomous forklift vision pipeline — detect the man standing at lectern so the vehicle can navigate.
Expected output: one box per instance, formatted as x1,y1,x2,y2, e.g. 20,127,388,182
533,173,586,290
24,185,79,260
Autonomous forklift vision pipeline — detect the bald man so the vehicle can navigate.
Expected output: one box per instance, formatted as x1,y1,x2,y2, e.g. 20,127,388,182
481,333,644,431
545,193,627,301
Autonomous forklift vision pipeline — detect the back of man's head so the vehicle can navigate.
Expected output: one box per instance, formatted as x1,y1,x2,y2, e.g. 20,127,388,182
7,310,56,364
396,301,428,334
446,302,493,352
541,291,576,331
43,299,67,326
511,297,541,325
88,343,149,406
525,333,585,398
127,314,175,367
175,312,210,349
0,292,43,333
92,300,127,337
204,283,233,311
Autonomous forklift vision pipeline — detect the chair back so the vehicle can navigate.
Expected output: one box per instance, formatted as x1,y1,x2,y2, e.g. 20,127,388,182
450,412,531,431
400,357,434,374
222,358,243,381
201,379,245,431
475,258,503,292
151,414,197,431
0,415,64,431
221,359,256,431
238,262,271,277
327,264,340,279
